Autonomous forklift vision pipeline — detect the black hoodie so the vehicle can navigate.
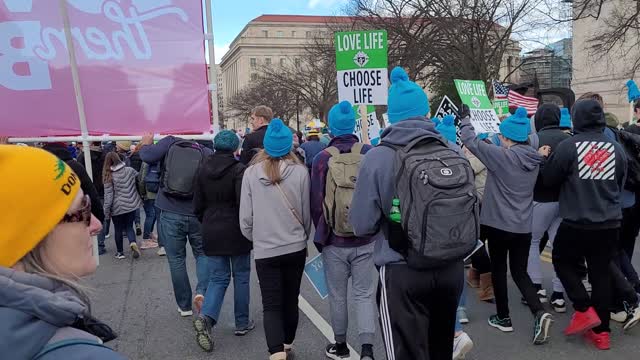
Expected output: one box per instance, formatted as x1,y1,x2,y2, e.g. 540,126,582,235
193,152,252,256
42,144,105,223
542,100,627,228
534,104,571,202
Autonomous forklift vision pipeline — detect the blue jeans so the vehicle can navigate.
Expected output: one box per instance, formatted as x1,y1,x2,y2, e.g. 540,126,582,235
455,281,468,333
202,254,251,329
134,208,141,226
155,206,163,248
112,211,137,253
142,199,157,239
158,210,208,311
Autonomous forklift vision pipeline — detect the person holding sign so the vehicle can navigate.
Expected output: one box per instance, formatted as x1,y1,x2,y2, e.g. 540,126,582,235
310,101,375,360
350,67,469,360
459,106,554,345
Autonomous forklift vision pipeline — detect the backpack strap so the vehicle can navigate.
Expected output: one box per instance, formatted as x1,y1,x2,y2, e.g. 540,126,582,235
350,143,365,154
378,141,400,151
401,134,448,153
325,146,340,157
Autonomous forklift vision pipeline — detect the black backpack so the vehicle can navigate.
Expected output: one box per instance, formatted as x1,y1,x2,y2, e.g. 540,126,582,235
380,135,479,270
161,141,206,198
612,128,640,192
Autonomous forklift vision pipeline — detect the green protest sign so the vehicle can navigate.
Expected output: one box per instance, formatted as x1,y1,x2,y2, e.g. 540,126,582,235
454,79,501,133
335,30,388,105
493,99,509,117
353,105,382,146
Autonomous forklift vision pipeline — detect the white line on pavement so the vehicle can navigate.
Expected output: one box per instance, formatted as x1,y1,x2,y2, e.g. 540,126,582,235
298,295,359,359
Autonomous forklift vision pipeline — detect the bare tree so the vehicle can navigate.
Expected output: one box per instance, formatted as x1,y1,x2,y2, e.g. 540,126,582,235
226,77,298,128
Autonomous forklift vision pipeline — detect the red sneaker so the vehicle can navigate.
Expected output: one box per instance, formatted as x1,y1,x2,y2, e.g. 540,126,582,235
564,307,601,335
584,330,610,350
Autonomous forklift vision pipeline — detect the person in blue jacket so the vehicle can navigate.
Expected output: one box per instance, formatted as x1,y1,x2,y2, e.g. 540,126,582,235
0,145,125,360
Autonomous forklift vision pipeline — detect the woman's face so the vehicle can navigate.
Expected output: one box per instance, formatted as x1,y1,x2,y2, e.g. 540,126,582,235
39,191,102,278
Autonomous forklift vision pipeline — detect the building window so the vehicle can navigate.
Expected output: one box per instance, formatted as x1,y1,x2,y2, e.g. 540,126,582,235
291,31,296,37
306,31,312,38
277,31,283,37
280,58,286,66
262,30,268,37
295,58,301,67
251,73,258,81
250,58,257,68
265,58,272,66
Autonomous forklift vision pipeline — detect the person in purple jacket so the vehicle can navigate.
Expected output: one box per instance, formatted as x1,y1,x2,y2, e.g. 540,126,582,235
310,101,375,360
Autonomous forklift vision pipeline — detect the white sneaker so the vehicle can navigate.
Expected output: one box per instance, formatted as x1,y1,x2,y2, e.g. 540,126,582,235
157,247,166,256
582,279,592,293
452,332,474,360
537,289,548,303
178,307,193,317
611,311,627,323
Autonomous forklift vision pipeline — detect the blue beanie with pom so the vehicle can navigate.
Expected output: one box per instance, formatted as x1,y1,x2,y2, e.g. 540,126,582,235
559,107,572,129
432,117,442,127
214,130,240,152
263,118,293,157
436,114,457,143
387,67,430,124
627,79,640,102
499,107,530,142
329,101,356,136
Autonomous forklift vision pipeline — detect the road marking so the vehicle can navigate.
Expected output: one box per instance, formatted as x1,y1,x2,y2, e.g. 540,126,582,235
298,295,359,358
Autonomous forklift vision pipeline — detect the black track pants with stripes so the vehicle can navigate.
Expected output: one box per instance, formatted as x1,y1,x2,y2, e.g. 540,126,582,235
376,261,464,360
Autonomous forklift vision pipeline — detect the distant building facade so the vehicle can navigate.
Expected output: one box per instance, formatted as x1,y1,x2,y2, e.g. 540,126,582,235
520,38,572,89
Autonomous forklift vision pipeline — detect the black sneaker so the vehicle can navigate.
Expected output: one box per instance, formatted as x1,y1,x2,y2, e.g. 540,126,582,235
114,252,125,260
488,315,513,332
98,247,107,255
533,312,553,345
135,224,142,236
361,344,374,360
325,343,350,359
623,302,640,331
193,315,214,352
551,292,566,313
234,320,255,336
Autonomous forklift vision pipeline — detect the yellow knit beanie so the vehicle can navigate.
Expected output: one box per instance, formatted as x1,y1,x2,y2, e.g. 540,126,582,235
0,145,81,267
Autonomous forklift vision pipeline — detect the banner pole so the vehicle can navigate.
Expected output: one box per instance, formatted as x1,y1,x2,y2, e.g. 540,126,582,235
204,0,219,130
59,0,98,265
359,104,370,145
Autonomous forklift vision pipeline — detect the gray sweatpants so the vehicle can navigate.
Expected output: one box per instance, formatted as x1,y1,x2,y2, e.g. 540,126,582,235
528,201,564,293
323,242,376,345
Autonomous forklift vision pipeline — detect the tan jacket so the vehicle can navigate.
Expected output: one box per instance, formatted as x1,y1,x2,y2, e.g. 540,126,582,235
464,147,487,201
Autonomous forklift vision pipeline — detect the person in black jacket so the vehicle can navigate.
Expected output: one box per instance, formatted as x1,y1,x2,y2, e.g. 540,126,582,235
42,143,105,226
543,99,627,350
527,104,572,312
239,105,273,165
192,130,254,352
77,142,110,253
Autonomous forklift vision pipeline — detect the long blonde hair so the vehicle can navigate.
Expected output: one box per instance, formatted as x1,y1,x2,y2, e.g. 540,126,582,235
249,149,301,184
19,244,91,310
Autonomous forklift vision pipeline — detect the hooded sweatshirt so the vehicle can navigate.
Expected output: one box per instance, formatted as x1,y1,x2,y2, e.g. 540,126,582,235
460,116,544,234
533,104,572,203
0,267,124,360
543,100,627,228
349,117,456,266
103,162,143,219
239,160,311,259
193,152,252,256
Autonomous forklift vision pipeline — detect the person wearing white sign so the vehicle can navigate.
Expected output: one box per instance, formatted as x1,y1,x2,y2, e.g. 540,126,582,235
459,106,553,345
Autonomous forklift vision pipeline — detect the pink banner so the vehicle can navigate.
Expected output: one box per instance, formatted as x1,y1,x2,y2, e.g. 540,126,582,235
0,0,210,137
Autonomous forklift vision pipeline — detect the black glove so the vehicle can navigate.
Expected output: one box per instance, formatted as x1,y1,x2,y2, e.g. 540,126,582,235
458,103,471,119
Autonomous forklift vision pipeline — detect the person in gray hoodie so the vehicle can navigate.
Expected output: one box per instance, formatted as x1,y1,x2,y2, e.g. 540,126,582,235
103,152,143,260
350,67,471,360
0,146,125,360
239,118,311,360
459,105,553,345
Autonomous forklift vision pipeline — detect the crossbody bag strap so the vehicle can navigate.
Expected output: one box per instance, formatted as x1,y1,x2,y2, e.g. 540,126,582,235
275,183,308,238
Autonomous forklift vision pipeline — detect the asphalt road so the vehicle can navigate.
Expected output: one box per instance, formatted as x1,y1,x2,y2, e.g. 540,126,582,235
87,225,640,360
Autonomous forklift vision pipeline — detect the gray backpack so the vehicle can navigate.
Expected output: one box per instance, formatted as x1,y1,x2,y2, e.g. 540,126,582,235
161,141,205,199
381,135,479,269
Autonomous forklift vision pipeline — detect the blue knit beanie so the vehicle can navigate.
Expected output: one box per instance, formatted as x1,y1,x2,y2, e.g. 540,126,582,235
559,107,572,129
436,114,457,143
499,107,530,142
627,79,640,102
329,101,356,136
387,67,430,124
214,130,240,152
263,118,292,157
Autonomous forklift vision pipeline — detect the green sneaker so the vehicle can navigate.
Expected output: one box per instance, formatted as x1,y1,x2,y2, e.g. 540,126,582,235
488,315,514,332
193,315,214,352
533,312,553,345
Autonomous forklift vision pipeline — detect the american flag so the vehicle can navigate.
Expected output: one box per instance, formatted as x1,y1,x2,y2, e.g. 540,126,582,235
492,80,509,99
508,90,539,115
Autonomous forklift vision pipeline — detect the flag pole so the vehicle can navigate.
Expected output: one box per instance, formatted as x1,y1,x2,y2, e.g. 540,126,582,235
204,0,219,131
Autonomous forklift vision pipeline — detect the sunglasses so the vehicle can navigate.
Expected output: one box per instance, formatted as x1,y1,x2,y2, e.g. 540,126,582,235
60,195,92,226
